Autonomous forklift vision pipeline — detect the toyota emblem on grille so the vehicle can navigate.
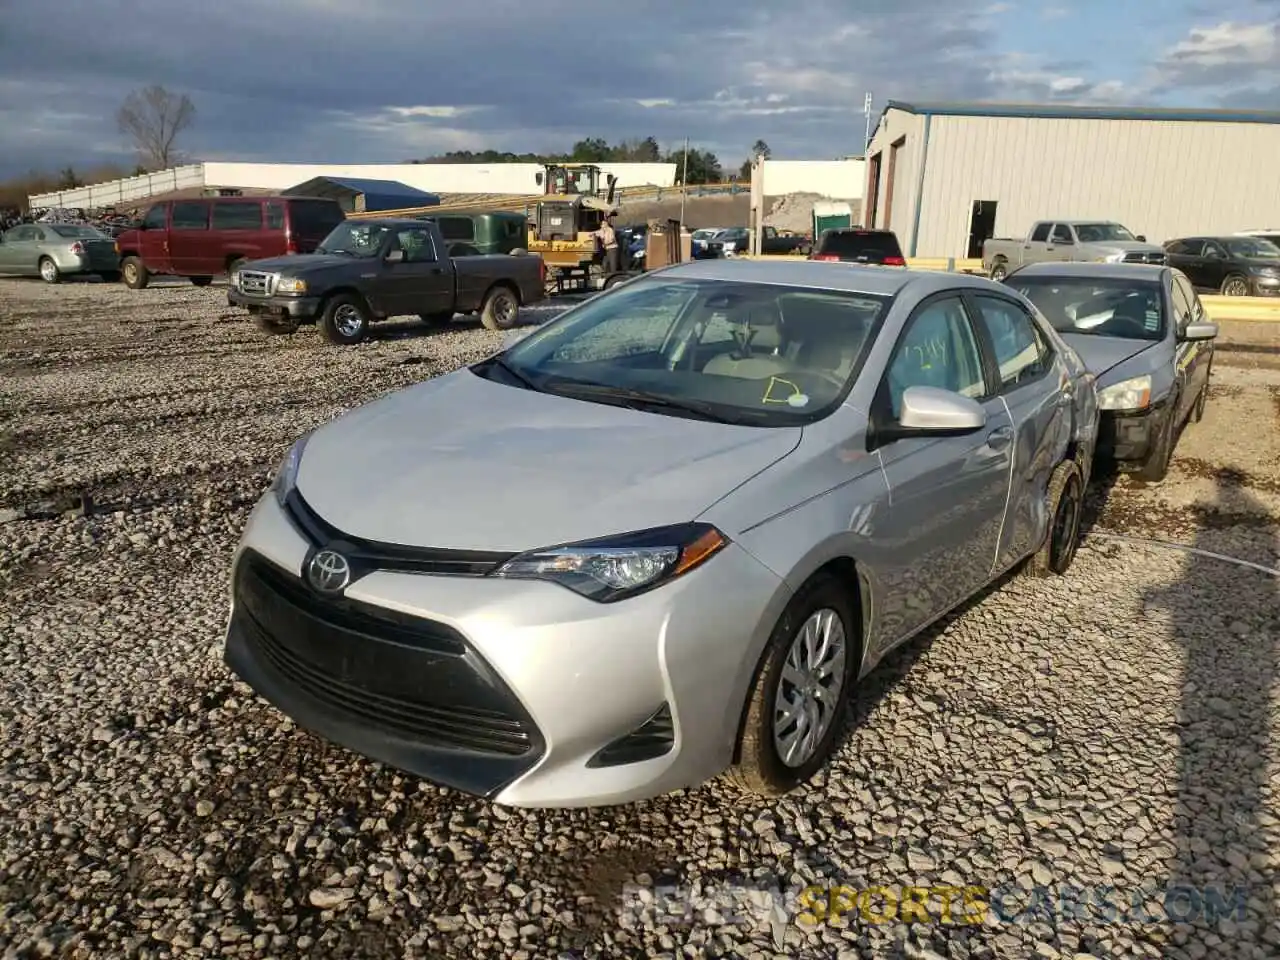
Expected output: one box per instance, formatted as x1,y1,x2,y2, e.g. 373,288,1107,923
307,549,351,594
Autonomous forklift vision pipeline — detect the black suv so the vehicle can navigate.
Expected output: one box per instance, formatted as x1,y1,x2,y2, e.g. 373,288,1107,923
809,228,905,266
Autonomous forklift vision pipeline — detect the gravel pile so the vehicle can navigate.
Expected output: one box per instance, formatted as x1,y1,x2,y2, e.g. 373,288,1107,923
1,278,1278,959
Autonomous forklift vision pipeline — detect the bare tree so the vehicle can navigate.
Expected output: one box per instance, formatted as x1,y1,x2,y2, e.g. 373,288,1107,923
117,85,196,171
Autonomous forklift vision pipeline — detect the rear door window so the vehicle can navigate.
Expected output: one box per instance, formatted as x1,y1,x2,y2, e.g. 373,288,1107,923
171,202,209,230
819,230,903,260
971,295,1051,390
211,201,263,230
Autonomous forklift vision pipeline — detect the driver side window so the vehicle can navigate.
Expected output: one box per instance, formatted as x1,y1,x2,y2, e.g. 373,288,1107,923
143,205,167,230
884,297,987,419
395,228,437,263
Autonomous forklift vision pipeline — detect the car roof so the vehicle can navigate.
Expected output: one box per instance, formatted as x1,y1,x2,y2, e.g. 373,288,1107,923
347,218,431,228
1008,262,1169,283
656,258,1000,297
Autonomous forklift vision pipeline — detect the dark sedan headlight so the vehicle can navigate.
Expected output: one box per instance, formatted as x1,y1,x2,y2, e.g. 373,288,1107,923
271,433,311,507
492,522,727,602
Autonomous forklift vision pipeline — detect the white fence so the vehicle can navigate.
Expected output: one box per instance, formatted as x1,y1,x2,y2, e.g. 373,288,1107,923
27,165,206,210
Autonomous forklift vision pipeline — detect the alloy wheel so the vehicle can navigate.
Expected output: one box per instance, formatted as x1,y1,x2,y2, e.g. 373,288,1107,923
772,608,847,768
332,303,364,338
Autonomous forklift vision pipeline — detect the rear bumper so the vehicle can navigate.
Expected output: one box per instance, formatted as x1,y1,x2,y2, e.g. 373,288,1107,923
228,289,321,318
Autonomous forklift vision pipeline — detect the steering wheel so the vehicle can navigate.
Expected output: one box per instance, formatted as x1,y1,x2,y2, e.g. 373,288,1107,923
1102,313,1150,338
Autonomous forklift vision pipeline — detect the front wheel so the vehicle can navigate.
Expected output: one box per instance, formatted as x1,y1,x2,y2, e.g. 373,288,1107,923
1220,274,1250,297
98,271,121,284
1135,403,1177,483
121,257,149,290
726,573,857,797
479,285,520,331
39,257,61,284
1026,459,1084,577
190,276,213,287
989,259,1008,282
1191,362,1211,423
319,294,372,345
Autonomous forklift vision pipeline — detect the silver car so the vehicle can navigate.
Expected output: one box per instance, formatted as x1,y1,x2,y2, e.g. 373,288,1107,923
0,222,121,283
1006,262,1217,483
223,259,1099,808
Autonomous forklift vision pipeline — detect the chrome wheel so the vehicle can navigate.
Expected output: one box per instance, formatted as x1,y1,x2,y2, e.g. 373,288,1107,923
1222,276,1249,297
989,263,1007,282
493,292,517,326
332,303,364,338
39,258,58,283
772,608,847,768
123,262,137,284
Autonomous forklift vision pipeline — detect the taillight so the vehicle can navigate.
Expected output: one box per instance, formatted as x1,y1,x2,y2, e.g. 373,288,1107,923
70,241,85,255
810,253,840,261
882,255,906,265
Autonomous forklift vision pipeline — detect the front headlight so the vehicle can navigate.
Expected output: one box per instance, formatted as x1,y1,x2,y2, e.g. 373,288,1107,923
1249,265,1278,277
276,277,307,294
1098,252,1125,263
271,433,311,506
229,270,240,287
492,522,727,602
1097,375,1152,411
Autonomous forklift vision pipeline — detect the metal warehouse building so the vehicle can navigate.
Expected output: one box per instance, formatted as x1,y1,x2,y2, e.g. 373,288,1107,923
863,100,1280,259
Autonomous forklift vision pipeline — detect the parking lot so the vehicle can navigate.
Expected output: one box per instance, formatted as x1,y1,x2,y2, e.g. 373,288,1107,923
1,278,1278,959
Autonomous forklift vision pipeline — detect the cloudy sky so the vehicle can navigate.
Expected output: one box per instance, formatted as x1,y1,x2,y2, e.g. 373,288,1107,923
2,0,1278,178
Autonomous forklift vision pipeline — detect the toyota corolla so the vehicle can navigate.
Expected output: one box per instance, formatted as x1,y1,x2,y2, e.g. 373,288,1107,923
224,259,1099,809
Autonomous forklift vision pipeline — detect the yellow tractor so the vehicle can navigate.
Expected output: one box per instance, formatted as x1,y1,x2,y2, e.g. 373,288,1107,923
527,163,618,291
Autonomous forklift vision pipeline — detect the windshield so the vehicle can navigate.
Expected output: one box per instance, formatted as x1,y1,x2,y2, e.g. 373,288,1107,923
483,277,892,426
692,229,718,241
49,224,108,239
1011,278,1165,341
316,222,391,257
1225,237,1280,259
1073,222,1137,243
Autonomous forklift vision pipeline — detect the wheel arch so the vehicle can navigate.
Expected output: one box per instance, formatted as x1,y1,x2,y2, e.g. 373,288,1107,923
319,286,375,317
483,278,521,305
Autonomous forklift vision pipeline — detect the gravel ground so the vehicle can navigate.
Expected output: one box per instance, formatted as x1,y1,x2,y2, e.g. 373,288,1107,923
1,277,1278,960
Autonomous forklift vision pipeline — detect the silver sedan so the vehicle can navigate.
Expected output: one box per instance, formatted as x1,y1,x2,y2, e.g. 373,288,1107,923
0,223,121,283
223,259,1100,808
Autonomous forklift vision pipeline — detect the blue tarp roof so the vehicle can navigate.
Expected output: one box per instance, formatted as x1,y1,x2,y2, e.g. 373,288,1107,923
284,176,440,212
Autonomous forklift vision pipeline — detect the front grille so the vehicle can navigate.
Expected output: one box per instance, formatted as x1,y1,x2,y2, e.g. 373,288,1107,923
238,270,275,295
284,490,515,578
1123,252,1166,264
235,552,538,756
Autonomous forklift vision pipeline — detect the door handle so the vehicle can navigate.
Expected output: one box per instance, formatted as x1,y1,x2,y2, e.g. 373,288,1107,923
986,427,1013,449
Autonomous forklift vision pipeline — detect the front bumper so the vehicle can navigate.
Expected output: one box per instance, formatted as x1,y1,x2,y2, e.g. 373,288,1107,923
228,288,321,318
1097,400,1170,463
1249,275,1280,297
223,491,789,808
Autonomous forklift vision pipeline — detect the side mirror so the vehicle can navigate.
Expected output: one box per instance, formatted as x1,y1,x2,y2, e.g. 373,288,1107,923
874,386,986,446
385,249,405,263
1181,321,1218,341
1136,235,1147,242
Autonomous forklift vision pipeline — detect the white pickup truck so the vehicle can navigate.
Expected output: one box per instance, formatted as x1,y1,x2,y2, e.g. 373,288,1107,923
982,220,1166,281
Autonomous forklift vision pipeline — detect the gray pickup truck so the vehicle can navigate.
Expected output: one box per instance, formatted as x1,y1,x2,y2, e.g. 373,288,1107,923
983,220,1166,281
227,217,546,345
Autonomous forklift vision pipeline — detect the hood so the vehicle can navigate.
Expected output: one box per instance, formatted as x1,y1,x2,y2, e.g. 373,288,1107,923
1058,333,1158,378
241,253,362,274
294,369,802,551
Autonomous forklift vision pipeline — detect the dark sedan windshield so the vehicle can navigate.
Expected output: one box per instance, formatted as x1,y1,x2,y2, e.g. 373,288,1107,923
483,277,892,425
1010,277,1165,341
316,222,391,257
1225,237,1280,259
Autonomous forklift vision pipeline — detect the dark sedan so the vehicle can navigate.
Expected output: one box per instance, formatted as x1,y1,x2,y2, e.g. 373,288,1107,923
1162,235,1280,297
1006,262,1217,482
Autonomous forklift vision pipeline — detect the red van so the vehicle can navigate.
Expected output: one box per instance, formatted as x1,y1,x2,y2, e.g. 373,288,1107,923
114,195,346,289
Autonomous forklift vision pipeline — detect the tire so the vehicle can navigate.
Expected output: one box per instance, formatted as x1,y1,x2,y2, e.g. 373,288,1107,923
726,573,857,797
121,257,149,290
603,273,628,290
479,285,520,331
988,259,1008,282
319,293,372,345
98,271,121,283
191,276,214,287
1025,459,1084,578
1220,274,1250,297
1135,402,1177,483
418,311,454,327
256,313,300,336
228,257,248,276
39,257,61,284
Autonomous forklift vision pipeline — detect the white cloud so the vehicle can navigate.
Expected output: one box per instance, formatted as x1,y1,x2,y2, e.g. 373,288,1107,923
385,105,482,119
1161,21,1278,68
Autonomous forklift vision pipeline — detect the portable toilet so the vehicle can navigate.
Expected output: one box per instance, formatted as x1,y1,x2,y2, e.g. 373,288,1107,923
812,201,853,243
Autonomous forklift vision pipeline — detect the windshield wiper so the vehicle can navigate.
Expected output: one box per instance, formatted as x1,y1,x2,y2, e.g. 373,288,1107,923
488,356,541,390
542,378,745,423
